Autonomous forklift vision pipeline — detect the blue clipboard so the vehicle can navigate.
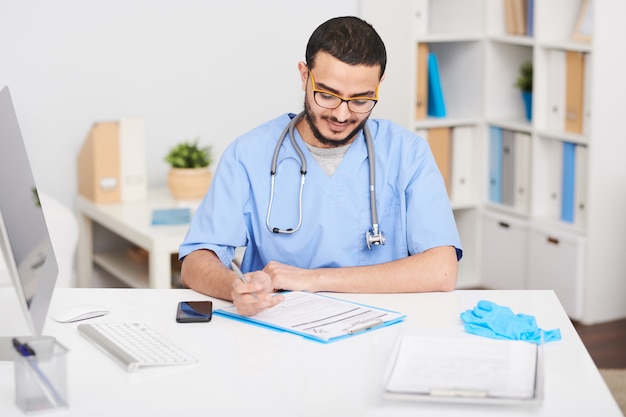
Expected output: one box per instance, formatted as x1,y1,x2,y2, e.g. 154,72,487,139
214,291,405,343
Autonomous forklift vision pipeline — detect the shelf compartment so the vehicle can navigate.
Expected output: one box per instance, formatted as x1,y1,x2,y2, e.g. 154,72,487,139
425,40,484,120
485,41,533,121
93,251,149,289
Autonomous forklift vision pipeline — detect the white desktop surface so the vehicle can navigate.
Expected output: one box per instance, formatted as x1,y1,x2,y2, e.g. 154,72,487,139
0,288,621,417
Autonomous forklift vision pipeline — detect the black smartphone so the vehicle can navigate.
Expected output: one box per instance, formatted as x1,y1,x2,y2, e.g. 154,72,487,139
176,301,213,323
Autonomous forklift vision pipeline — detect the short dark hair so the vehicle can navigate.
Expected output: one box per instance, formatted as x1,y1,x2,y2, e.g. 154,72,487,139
305,16,387,78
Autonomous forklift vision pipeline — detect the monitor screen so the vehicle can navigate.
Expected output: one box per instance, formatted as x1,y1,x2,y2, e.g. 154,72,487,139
0,86,58,358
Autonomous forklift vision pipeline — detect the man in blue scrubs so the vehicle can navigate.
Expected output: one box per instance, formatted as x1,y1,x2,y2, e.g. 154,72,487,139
180,16,462,316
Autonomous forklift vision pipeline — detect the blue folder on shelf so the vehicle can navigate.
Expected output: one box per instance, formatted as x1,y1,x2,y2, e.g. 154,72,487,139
214,291,405,343
561,142,576,223
489,126,504,203
427,52,447,118
526,0,535,37
151,208,191,225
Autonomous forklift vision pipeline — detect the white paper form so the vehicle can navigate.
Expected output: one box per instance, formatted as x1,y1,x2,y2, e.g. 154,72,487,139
385,336,538,400
215,291,405,342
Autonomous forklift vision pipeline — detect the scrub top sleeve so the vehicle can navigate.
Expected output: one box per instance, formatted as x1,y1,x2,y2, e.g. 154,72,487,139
404,140,462,258
178,143,249,265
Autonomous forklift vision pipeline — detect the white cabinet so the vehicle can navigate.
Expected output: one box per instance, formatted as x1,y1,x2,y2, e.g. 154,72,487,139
528,225,585,319
361,0,626,323
482,211,528,291
482,209,586,320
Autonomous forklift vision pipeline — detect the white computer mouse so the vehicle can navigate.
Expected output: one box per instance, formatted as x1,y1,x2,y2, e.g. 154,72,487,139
53,305,109,323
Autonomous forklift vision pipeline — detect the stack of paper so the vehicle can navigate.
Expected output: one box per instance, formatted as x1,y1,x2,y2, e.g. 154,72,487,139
384,335,541,404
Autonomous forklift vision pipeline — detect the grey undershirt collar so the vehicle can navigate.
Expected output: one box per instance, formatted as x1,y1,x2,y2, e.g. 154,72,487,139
304,142,350,176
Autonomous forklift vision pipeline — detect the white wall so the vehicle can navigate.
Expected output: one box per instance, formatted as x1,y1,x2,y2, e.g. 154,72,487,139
0,0,359,209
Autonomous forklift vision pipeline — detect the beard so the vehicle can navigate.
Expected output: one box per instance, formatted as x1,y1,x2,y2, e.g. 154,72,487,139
303,98,369,148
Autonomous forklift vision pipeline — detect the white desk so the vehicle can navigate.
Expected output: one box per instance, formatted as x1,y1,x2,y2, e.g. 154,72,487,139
76,188,191,289
0,288,621,416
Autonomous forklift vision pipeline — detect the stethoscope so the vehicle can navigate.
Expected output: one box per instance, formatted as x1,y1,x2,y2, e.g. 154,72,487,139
265,111,386,250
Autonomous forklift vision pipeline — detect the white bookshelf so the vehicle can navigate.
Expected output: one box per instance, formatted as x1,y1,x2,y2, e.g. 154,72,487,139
361,0,626,324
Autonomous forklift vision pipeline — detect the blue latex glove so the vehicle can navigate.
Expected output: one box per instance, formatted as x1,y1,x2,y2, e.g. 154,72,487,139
460,300,561,344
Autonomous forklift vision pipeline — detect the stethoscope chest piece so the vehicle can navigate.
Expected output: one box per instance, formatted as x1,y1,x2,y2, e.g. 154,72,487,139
366,225,386,249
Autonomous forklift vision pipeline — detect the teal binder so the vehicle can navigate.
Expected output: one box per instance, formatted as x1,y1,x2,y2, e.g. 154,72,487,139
561,142,576,223
427,52,447,117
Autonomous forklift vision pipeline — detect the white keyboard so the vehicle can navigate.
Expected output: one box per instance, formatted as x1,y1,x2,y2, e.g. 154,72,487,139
78,322,197,372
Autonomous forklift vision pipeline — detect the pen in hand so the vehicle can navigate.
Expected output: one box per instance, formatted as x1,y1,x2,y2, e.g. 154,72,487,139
230,261,258,299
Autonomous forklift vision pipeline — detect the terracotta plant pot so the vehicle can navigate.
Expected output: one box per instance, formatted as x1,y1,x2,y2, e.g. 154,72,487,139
167,167,212,200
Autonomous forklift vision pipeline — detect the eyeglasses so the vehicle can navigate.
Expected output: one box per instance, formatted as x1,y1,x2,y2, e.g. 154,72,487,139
309,71,378,114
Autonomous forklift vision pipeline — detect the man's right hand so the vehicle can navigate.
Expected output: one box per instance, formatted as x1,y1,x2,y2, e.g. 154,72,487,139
231,270,284,316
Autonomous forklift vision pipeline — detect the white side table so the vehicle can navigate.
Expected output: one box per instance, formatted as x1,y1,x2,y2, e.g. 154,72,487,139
76,188,193,288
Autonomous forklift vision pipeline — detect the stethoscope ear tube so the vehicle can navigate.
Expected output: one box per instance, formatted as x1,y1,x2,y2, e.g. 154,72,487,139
267,112,307,234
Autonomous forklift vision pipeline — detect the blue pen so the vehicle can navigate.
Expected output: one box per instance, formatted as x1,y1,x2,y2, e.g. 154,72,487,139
12,338,35,357
12,338,66,408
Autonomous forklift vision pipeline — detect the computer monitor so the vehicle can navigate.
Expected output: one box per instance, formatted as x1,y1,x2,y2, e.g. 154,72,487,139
0,86,59,360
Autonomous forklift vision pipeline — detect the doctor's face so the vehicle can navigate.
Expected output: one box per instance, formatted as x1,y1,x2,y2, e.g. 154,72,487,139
299,52,381,148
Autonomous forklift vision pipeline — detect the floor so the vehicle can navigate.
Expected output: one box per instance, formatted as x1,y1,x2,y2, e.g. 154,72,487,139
573,318,626,369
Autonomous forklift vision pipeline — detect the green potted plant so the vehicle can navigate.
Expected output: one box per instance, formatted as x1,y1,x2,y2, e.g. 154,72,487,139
515,61,533,121
165,140,213,200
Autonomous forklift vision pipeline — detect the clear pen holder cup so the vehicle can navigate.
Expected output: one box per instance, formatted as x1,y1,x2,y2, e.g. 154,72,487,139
14,337,68,414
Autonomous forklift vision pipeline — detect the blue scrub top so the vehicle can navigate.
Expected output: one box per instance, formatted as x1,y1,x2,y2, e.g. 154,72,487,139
179,114,462,273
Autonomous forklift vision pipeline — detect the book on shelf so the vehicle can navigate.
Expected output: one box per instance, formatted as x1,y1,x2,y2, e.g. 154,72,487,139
151,208,191,225
427,127,452,195
574,145,588,228
558,142,589,226
513,132,531,212
488,127,531,213
503,0,516,34
526,0,534,36
415,43,429,120
543,139,563,220
582,54,593,136
427,52,446,118
547,50,566,132
501,129,516,206
547,50,590,135
450,126,474,204
118,117,147,203
413,0,429,35
511,0,527,35
565,51,586,134
504,0,529,35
